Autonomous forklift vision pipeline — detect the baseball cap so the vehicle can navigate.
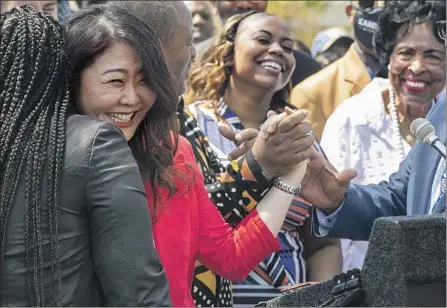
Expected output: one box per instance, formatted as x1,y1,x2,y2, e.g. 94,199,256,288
311,27,353,58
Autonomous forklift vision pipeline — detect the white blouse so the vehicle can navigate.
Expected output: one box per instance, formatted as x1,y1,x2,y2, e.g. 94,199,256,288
320,77,412,271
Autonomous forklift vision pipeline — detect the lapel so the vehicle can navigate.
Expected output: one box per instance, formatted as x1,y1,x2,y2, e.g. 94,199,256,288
409,100,446,215
341,45,372,97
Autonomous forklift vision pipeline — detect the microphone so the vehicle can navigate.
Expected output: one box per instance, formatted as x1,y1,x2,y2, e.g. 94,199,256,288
410,118,446,159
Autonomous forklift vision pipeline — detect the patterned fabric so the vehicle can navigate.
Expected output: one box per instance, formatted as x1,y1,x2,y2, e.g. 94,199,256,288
188,99,314,307
178,98,275,307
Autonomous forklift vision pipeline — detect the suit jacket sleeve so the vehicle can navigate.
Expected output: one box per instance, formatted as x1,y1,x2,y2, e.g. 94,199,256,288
313,148,411,241
86,123,171,306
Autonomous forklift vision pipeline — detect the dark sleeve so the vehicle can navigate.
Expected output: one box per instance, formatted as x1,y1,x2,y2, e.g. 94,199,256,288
86,123,171,307
291,51,322,87
206,150,273,226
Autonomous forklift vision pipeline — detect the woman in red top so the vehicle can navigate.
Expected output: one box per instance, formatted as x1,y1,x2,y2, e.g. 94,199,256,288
147,135,306,306
65,6,312,306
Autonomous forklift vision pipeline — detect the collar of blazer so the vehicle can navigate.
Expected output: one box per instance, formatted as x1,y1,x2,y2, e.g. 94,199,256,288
341,44,372,96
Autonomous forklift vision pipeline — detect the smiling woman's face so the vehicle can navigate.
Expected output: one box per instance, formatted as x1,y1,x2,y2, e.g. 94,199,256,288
77,42,156,141
231,14,296,92
389,21,446,107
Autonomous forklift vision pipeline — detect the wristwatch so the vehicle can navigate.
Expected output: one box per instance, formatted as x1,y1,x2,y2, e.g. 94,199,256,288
273,177,302,196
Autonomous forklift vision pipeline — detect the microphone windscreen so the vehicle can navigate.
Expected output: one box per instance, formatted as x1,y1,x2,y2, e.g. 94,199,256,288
410,118,435,144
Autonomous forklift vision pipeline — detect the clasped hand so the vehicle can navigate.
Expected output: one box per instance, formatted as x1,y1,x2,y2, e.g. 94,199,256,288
219,107,315,180
220,107,358,211
259,107,358,211
253,107,314,184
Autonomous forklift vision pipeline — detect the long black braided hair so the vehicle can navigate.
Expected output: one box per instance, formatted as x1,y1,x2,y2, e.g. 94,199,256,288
0,5,69,306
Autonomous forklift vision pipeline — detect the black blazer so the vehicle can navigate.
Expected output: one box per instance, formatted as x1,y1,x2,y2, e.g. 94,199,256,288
1,115,171,306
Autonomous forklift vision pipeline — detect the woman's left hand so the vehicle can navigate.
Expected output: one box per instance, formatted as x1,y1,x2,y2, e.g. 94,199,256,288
252,107,315,178
260,107,311,140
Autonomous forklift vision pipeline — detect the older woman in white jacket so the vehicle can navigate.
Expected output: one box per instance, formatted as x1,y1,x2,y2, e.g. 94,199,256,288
321,8,445,270
320,0,446,270
322,79,444,271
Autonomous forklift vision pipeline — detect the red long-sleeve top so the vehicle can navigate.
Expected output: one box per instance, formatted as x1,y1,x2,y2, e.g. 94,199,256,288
146,136,281,307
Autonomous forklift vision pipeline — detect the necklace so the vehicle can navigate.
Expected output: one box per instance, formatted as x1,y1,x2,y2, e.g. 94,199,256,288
388,86,406,161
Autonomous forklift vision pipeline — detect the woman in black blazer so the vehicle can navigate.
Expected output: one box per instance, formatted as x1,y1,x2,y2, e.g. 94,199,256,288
0,6,170,306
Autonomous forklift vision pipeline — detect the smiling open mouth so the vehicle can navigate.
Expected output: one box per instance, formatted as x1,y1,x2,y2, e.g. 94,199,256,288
402,79,429,93
259,60,284,72
107,112,135,123
106,112,136,128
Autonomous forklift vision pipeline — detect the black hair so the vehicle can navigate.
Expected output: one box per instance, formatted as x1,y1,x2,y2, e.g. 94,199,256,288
374,0,446,65
0,5,69,305
108,1,178,46
64,5,178,217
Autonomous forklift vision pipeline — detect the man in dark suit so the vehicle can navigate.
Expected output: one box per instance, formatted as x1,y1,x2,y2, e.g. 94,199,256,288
299,97,446,240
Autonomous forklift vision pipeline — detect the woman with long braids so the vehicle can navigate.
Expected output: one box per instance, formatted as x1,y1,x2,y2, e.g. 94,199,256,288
0,6,170,306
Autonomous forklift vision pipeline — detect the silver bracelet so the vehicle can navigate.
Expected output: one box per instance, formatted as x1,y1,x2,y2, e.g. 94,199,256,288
273,177,302,196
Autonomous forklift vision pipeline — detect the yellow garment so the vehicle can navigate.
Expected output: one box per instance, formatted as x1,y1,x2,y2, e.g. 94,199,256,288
290,45,371,140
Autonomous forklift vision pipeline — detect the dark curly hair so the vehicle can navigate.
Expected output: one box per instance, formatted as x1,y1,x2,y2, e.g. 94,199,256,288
374,0,446,65
0,5,69,306
64,5,179,218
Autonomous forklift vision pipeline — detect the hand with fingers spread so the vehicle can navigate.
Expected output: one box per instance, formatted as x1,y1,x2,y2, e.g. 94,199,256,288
251,107,316,180
218,126,259,161
300,147,357,213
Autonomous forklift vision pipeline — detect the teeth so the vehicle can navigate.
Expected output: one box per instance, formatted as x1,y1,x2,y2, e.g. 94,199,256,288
108,112,134,123
260,61,282,71
406,80,426,88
